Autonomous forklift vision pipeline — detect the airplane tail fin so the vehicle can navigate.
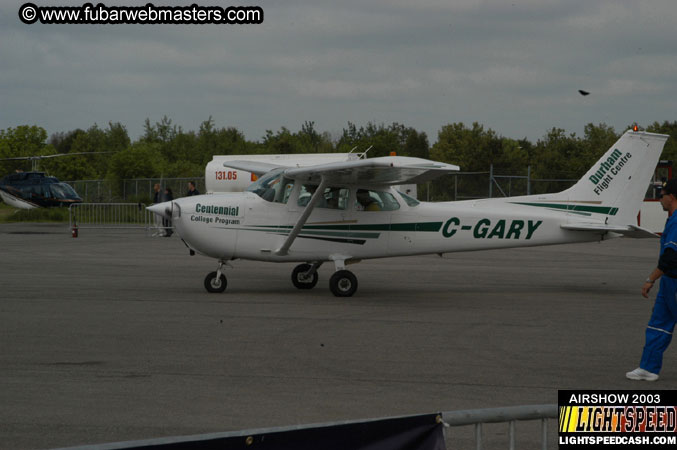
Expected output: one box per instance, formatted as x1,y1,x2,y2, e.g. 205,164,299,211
526,130,669,226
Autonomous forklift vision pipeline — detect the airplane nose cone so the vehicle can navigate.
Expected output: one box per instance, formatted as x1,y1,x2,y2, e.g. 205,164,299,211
147,201,172,219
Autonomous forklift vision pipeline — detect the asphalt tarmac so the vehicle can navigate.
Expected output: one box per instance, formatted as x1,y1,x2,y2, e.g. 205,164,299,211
1,223,675,449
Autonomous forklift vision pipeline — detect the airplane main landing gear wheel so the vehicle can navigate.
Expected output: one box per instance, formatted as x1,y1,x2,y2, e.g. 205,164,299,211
204,271,227,293
329,270,358,297
292,264,318,289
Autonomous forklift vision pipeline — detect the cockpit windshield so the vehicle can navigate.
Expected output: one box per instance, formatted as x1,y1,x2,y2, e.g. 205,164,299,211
397,190,420,207
245,169,287,202
49,183,81,200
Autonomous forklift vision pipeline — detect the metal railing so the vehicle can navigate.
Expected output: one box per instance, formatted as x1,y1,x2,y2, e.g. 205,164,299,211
69,202,153,230
57,404,557,450
441,404,557,450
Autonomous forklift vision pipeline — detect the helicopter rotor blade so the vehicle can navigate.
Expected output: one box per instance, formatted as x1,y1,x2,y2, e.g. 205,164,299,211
0,151,113,162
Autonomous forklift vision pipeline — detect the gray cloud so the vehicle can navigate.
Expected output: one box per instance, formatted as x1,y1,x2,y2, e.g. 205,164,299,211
1,0,675,143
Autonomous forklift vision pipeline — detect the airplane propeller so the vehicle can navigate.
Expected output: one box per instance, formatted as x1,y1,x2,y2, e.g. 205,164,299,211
147,201,173,220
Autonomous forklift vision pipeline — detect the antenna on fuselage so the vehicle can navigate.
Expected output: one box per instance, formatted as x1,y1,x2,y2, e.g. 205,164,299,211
347,145,370,160
360,145,373,159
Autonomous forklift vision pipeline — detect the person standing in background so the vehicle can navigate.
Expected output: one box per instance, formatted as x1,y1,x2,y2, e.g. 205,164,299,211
186,181,200,196
152,183,164,236
162,187,174,237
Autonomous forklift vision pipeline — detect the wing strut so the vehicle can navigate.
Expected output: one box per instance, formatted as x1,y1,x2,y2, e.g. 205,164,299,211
275,178,328,256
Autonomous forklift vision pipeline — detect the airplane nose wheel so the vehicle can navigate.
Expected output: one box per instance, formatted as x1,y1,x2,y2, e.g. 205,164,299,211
291,263,319,289
329,270,358,297
204,271,227,293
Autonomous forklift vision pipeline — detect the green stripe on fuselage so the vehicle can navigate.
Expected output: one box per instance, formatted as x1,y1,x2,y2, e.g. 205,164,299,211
511,202,618,215
241,227,378,239
248,221,443,232
292,230,379,239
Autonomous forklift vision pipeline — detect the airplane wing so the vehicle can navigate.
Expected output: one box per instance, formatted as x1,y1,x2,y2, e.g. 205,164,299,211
222,160,289,176
274,156,459,256
561,223,658,239
282,156,460,185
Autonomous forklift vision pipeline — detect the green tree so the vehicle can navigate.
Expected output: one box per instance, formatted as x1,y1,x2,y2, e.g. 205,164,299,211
44,123,130,180
214,127,253,157
647,121,677,162
106,122,131,153
431,122,526,171
49,129,86,154
430,122,527,199
141,118,160,143
107,141,163,190
580,123,619,172
336,122,426,158
262,127,295,154
0,125,53,173
404,130,429,159
529,128,582,194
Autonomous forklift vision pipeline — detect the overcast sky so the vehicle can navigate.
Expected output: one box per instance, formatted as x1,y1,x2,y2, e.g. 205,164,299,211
1,0,675,144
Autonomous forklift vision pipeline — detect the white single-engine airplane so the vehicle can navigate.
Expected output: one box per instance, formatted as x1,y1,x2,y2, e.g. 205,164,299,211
149,130,668,297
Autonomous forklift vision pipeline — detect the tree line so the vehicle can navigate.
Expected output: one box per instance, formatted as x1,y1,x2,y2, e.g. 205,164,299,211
1,118,676,195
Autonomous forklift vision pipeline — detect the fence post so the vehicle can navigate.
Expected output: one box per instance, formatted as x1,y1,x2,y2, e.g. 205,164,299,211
489,164,493,198
527,165,531,196
509,420,515,450
541,418,548,450
454,174,458,201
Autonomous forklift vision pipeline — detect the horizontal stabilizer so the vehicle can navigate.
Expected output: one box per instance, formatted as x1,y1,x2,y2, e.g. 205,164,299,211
561,223,658,239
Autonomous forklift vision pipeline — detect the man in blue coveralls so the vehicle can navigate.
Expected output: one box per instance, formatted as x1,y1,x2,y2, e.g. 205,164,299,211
627,178,677,381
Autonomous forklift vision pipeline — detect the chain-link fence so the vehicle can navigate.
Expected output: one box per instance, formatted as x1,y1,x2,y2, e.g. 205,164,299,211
64,177,207,203
64,168,577,204
420,167,578,202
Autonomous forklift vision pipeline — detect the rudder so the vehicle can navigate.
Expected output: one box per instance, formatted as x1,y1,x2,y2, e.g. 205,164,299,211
543,130,668,225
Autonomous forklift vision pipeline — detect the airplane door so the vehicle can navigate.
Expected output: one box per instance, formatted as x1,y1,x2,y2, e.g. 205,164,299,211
240,197,289,257
288,184,353,255
346,188,396,257
237,175,294,258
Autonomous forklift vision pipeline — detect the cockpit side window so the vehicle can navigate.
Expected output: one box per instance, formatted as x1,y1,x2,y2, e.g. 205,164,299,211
274,178,295,204
354,189,400,211
27,184,48,198
298,185,349,210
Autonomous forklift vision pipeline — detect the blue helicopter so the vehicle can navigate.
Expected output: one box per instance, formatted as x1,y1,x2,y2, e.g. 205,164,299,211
0,171,82,209
0,153,92,209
